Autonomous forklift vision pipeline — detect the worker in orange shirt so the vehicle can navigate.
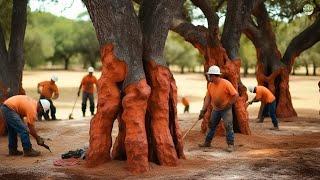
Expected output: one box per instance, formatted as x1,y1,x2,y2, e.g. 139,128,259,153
0,95,50,156
77,67,98,117
248,86,279,130
198,65,239,152
37,75,59,120
182,96,190,113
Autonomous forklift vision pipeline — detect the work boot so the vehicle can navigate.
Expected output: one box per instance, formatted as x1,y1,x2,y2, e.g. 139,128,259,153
9,149,23,156
269,126,279,131
24,148,41,157
226,144,235,152
198,141,211,147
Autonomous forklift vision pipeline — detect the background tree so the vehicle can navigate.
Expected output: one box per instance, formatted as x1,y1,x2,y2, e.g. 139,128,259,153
164,31,203,73
239,35,256,77
0,0,28,102
244,0,320,118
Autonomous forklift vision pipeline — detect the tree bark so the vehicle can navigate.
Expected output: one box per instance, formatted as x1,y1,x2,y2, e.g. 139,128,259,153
0,0,27,135
84,0,184,173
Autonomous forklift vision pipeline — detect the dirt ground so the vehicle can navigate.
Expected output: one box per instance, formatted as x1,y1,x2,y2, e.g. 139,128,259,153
0,71,319,179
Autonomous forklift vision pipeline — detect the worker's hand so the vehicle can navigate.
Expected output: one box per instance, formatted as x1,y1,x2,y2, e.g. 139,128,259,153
36,136,45,145
77,91,80,97
198,109,206,120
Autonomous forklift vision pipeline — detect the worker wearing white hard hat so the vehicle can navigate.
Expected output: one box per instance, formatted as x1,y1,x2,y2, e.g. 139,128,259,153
198,65,239,152
37,75,59,120
0,95,49,157
247,85,279,130
78,67,98,117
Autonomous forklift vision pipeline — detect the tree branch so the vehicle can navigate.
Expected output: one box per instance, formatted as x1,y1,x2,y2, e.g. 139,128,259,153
190,0,219,34
282,16,320,71
243,16,260,44
214,0,226,12
171,17,208,54
221,0,255,59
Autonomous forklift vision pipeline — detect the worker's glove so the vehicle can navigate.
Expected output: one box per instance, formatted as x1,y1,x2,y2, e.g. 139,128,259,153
36,136,45,146
77,91,80,97
198,109,206,120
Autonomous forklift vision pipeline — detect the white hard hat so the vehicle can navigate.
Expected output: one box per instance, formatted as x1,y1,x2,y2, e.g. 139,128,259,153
206,65,221,75
39,99,50,112
88,67,94,73
51,75,58,82
248,86,255,93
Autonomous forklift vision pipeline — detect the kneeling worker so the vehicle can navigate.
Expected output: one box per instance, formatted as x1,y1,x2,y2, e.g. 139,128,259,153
0,95,50,156
248,86,279,130
198,65,239,152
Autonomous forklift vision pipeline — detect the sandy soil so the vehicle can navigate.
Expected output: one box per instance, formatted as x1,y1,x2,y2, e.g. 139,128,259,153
0,71,319,179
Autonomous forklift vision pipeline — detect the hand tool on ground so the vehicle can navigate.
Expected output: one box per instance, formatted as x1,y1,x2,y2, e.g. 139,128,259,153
182,119,200,140
68,95,79,120
39,143,52,152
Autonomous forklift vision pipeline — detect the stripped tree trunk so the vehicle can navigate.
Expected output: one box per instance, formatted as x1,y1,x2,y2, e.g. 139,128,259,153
84,0,184,174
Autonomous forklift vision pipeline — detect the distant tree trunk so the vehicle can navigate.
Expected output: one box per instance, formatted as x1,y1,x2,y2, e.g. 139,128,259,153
180,66,185,74
292,67,296,75
243,62,249,77
0,0,27,135
305,63,309,75
313,60,317,76
84,0,184,174
64,57,69,70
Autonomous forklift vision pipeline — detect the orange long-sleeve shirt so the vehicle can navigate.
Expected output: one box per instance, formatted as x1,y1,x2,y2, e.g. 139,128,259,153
38,81,59,99
255,86,275,104
4,95,38,125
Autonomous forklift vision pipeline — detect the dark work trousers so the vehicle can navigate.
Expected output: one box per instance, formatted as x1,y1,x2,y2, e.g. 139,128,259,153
259,100,279,127
184,105,190,113
82,92,95,115
0,105,32,151
38,96,56,120
205,107,234,145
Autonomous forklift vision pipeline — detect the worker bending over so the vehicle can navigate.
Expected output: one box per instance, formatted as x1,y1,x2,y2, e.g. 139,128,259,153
248,86,279,130
0,95,49,156
37,75,59,120
182,96,190,113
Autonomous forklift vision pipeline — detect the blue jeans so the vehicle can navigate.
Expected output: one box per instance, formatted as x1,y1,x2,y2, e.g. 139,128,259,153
0,105,32,150
267,100,279,127
205,107,234,145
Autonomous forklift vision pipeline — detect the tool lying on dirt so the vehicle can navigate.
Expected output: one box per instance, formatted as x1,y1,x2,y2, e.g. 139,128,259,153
39,143,52,152
182,119,200,140
68,95,79,120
